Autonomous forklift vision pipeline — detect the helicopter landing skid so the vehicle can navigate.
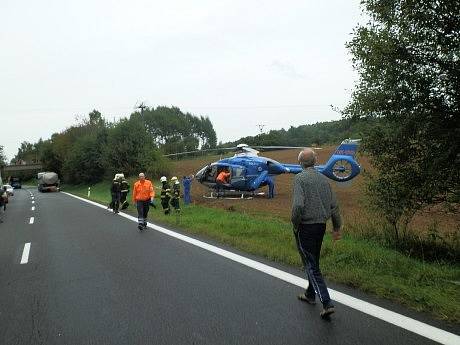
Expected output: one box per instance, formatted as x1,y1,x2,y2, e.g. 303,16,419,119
203,190,265,200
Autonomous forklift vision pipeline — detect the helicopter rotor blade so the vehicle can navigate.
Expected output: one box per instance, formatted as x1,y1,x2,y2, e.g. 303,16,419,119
164,147,238,157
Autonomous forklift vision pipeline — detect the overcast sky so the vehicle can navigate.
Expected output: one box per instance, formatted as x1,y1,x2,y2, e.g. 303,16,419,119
0,0,363,161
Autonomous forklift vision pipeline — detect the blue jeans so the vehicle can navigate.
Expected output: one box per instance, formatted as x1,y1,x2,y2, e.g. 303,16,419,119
295,223,332,307
184,188,191,204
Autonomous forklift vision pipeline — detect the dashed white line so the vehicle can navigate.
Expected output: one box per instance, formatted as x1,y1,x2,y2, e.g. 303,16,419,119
31,201,35,204
29,217,34,224
62,192,460,345
20,243,31,264
31,206,35,211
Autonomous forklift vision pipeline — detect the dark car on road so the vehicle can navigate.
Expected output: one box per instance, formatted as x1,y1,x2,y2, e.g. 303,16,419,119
10,177,21,189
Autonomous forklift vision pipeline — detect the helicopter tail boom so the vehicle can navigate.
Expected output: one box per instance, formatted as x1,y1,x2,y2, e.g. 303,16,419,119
281,139,361,182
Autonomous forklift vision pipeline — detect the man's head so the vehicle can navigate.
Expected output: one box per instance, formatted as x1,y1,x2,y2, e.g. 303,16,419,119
138,173,145,181
298,148,317,168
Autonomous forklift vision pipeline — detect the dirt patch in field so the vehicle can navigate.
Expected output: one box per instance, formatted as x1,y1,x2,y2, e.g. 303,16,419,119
169,147,459,233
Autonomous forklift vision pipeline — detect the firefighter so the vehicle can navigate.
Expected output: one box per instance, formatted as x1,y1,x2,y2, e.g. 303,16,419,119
120,174,130,210
160,176,171,215
170,176,181,212
110,174,122,213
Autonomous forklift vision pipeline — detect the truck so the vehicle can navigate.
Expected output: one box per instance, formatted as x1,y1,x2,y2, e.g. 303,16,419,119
37,172,60,192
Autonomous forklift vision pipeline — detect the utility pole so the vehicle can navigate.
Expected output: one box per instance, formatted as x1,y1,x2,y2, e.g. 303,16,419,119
256,124,265,134
135,101,147,116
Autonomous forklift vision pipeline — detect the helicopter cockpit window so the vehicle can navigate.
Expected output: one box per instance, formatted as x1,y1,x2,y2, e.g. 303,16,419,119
202,165,218,183
232,167,244,178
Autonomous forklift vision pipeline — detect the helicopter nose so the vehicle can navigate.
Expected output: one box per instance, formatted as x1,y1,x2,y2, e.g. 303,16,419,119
195,167,206,180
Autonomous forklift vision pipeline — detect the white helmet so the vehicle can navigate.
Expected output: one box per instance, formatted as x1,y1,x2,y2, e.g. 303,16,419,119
171,176,178,182
160,176,167,182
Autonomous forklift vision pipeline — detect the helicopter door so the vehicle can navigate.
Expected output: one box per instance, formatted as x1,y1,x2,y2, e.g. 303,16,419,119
230,167,246,189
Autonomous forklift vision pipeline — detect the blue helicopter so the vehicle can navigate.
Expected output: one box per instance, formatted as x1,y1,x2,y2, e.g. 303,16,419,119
176,139,361,198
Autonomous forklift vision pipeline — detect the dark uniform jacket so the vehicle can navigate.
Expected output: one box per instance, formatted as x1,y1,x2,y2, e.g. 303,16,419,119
161,182,171,199
111,180,121,194
172,183,180,199
120,179,130,193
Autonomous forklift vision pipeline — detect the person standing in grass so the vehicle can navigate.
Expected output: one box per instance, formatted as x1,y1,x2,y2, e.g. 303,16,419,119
160,176,171,215
170,176,181,213
120,174,130,210
132,172,155,231
182,175,193,205
291,148,342,319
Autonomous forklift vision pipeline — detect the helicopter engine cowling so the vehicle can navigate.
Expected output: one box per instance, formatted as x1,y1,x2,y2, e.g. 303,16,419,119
266,159,290,175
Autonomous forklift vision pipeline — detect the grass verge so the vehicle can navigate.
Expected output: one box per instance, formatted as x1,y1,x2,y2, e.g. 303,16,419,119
63,181,460,324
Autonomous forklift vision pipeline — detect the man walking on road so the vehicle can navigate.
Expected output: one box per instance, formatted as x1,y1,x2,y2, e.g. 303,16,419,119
291,148,342,319
132,173,155,231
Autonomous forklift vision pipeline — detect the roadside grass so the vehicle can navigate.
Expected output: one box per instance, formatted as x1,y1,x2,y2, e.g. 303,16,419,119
21,178,37,187
63,181,460,324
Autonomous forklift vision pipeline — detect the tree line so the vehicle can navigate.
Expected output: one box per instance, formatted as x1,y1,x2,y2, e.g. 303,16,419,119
11,107,217,184
219,118,371,148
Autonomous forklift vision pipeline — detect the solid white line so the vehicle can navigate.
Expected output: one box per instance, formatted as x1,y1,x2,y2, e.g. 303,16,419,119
29,217,34,224
31,206,35,211
20,243,31,264
62,192,460,345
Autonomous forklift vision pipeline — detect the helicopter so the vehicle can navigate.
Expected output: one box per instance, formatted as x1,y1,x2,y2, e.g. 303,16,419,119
166,139,361,199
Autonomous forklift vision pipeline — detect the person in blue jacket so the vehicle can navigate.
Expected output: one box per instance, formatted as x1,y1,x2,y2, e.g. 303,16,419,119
182,175,193,205
266,175,275,199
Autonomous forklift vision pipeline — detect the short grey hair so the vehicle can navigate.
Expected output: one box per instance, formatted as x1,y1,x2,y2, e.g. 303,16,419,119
298,148,317,168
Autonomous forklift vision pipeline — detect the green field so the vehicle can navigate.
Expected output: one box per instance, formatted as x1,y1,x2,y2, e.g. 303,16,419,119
63,181,460,324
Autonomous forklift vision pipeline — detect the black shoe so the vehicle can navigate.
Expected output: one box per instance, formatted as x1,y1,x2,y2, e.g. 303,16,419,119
320,305,335,318
138,225,144,231
143,222,147,229
298,294,316,305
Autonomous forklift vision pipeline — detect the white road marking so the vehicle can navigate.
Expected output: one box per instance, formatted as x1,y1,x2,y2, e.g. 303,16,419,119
62,192,460,345
32,201,35,204
31,206,35,211
29,217,34,224
20,243,31,264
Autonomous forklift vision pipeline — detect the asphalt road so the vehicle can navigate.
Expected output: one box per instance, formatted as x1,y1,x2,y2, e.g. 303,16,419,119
0,188,458,345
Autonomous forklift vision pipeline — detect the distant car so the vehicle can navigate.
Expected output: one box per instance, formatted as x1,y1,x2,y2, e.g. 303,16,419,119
10,177,22,189
3,184,14,196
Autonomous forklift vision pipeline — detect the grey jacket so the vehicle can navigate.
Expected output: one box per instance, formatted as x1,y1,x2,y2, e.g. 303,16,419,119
291,167,342,230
